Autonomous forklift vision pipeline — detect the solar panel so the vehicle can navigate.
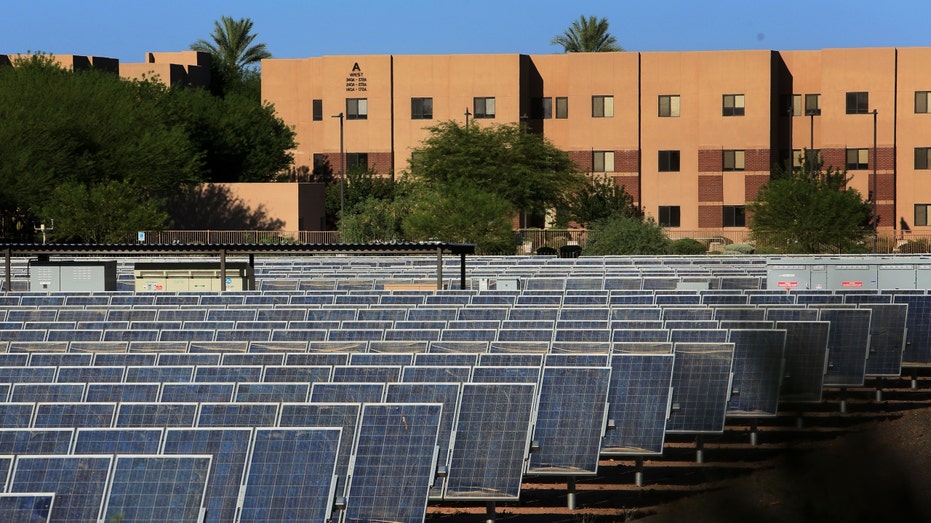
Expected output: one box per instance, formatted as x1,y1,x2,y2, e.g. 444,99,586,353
478,353,544,367
775,321,830,403
235,383,310,403
9,455,112,523
196,403,279,428
310,382,384,403
0,429,74,455
0,366,56,384
101,455,211,523
194,365,263,383
544,353,610,367
669,329,729,344
160,383,234,403
331,365,402,383
0,403,34,429
402,365,473,383
895,294,931,365
277,403,359,497
125,365,194,383
445,383,536,500
32,403,115,429
343,403,442,523
765,308,820,322
115,403,198,428
385,384,460,499
528,366,611,476
859,303,908,377
238,428,340,523
818,308,872,387
471,366,541,384
725,329,786,417
29,353,92,367
163,428,253,523
0,493,53,522
602,353,674,455
666,342,735,433
9,384,85,404
349,353,415,366
662,308,713,321
427,340,489,354
612,329,670,343
307,340,368,353
285,353,349,366
55,366,124,384
262,365,332,384
414,353,479,367
92,353,156,367
156,353,220,366
73,428,164,454
611,307,662,321
220,353,285,366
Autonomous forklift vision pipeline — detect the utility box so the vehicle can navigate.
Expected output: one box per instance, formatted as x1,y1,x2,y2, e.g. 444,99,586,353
766,256,931,290
134,262,254,292
29,261,118,291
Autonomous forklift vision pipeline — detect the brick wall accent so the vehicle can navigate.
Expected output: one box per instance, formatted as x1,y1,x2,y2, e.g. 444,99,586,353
745,174,769,201
698,205,723,228
876,202,894,229
368,152,393,174
613,175,640,204
698,150,721,173
698,175,723,203
820,148,846,171
569,151,592,172
745,149,771,172
869,172,895,200
820,147,894,172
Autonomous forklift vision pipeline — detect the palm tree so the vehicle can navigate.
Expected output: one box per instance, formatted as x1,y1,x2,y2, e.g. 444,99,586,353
551,15,623,53
191,16,271,80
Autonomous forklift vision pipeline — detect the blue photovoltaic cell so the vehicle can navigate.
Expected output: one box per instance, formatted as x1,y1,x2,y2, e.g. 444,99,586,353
32,403,115,429
765,308,820,322
124,366,194,383
310,382,384,404
262,365,332,384
163,428,252,523
662,308,713,321
818,308,871,387
115,403,198,428
612,329,670,343
221,353,285,366
859,303,908,377
478,353,544,366
331,365,402,383
602,353,674,455
895,294,931,365
9,384,85,403
10,455,112,523
278,402,359,494
349,353,415,366
528,366,611,475
775,321,830,403
0,493,53,523
160,383,235,403
285,353,349,366
386,383,460,499
445,383,536,500
235,383,310,403
156,354,220,367
344,403,442,523
239,428,340,523
0,429,74,455
0,367,56,384
470,366,541,384
413,353,478,367
669,329,729,343
714,307,767,322
667,342,735,433
102,455,211,523
196,403,279,428
725,329,786,417
0,403,35,429
194,366,263,383
402,365,472,383
85,383,160,403
73,428,164,455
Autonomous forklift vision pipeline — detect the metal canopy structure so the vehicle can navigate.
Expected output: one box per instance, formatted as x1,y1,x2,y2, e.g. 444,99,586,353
0,241,476,292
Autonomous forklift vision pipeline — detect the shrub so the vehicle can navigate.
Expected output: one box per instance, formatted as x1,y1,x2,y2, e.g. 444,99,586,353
582,215,670,255
723,243,755,254
897,239,930,253
668,238,707,255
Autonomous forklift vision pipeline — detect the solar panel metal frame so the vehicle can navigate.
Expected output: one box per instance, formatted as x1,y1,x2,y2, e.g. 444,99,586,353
114,402,198,428
159,383,235,403
859,303,908,377
101,454,211,523
602,352,674,455
774,320,831,403
309,382,385,403
196,402,280,428
0,492,54,523
234,382,310,403
725,329,786,417
666,342,735,434
818,308,872,387
73,427,164,455
9,454,112,523
32,402,116,429
895,294,931,365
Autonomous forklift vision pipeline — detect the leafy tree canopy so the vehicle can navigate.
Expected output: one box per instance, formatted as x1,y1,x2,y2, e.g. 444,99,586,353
564,174,642,227
747,151,873,253
551,15,623,53
407,121,584,217
583,214,670,255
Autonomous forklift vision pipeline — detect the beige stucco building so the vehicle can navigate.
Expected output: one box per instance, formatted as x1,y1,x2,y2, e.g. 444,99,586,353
262,47,931,237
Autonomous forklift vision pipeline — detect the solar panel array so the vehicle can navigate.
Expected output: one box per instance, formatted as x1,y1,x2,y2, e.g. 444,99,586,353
0,254,920,521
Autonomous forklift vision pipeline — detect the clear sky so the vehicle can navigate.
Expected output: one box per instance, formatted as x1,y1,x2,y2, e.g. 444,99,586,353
2,0,929,63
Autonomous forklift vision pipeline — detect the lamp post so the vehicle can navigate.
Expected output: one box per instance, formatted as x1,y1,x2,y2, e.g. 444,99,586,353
332,112,345,216
872,109,878,252
806,109,817,155
464,108,471,127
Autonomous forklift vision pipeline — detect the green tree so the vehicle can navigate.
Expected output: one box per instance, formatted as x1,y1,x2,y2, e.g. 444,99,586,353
551,15,623,53
190,16,271,97
339,197,411,243
747,151,873,253
407,121,584,218
565,175,641,227
40,180,169,243
583,214,670,255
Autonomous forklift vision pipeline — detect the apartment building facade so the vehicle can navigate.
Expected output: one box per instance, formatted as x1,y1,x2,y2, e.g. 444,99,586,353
263,47,930,237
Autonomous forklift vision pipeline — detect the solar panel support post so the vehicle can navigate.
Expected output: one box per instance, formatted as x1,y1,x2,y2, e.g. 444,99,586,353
694,435,704,464
839,387,848,414
486,501,496,523
875,377,884,402
566,476,577,510
436,247,443,290
750,420,759,446
219,249,227,292
3,247,9,293
460,252,467,291
634,457,644,487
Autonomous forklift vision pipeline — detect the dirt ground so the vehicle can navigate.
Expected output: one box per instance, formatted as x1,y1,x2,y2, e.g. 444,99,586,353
427,383,931,523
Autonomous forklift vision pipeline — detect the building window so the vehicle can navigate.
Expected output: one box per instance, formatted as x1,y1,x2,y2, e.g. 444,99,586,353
805,94,821,115
411,97,433,119
531,97,552,119
555,97,568,119
723,150,746,171
793,148,820,167
723,206,746,227
658,206,681,227
593,151,615,172
846,92,869,114
346,153,368,171
722,94,745,116
474,97,495,119
346,98,368,120
592,95,614,118
846,148,869,170
658,95,680,117
312,99,323,121
916,148,931,170
917,92,930,114
789,94,802,116
658,150,680,172
916,204,931,226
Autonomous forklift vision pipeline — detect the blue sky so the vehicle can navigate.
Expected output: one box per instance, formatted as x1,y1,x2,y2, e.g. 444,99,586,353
3,0,929,63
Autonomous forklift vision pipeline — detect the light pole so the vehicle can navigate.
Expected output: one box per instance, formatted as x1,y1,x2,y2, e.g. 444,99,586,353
872,109,878,252
805,108,817,156
332,112,345,216
464,108,471,127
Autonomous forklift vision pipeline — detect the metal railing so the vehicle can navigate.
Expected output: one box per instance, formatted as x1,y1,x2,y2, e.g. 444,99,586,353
138,230,341,245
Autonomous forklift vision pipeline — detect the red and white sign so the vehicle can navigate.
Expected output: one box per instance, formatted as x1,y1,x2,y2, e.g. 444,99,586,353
841,281,863,287
777,281,798,288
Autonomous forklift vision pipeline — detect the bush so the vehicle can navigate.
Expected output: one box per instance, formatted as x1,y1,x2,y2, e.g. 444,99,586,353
668,238,707,255
897,239,929,253
582,215,670,255
723,243,755,254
